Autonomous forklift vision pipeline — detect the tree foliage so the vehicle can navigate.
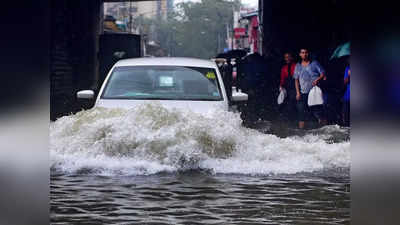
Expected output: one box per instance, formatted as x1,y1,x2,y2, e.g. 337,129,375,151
137,0,241,59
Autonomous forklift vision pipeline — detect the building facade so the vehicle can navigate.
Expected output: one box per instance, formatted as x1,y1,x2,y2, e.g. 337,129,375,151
105,0,173,20
231,7,259,54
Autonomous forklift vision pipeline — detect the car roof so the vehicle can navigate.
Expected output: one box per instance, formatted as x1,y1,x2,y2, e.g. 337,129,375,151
115,57,218,68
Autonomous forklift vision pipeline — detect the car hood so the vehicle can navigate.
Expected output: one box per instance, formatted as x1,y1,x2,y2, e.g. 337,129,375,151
95,99,228,114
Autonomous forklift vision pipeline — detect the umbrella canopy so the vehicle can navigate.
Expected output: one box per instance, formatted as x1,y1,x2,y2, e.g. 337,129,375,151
226,49,248,59
215,53,229,59
215,49,248,60
330,42,350,60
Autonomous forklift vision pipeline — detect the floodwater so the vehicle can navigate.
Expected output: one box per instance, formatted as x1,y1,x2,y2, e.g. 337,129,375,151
50,103,350,224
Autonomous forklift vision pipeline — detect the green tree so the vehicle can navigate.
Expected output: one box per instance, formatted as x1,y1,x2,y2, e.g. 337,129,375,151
174,0,240,58
136,0,241,59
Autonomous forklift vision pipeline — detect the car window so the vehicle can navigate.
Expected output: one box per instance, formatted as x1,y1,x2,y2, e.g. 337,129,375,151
101,66,223,101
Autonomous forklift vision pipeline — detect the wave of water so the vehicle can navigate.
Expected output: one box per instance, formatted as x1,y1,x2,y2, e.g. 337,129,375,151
50,103,350,176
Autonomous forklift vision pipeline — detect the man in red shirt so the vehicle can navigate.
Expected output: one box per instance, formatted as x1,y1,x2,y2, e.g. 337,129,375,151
279,52,297,122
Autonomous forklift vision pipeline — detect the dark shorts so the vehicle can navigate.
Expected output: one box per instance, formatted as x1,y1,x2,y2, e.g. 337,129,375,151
279,90,297,121
296,93,325,122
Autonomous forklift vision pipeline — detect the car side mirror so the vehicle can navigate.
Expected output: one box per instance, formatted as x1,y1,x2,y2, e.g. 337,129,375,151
77,90,95,99
231,87,248,102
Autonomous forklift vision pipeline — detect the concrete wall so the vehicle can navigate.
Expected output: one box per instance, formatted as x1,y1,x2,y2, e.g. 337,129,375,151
50,0,102,120
135,0,168,19
136,1,158,18
50,0,158,121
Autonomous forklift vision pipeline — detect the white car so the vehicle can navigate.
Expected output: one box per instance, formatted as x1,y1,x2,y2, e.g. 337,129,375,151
77,57,247,113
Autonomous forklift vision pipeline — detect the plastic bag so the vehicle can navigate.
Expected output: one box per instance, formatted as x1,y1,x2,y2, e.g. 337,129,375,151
308,86,324,106
277,87,287,105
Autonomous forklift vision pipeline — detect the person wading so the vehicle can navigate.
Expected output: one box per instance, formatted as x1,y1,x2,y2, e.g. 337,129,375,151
294,48,327,129
279,52,297,122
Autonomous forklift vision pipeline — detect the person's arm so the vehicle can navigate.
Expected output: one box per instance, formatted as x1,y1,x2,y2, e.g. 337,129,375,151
293,64,301,100
312,61,326,86
312,72,326,86
344,68,350,85
295,78,301,101
279,67,286,89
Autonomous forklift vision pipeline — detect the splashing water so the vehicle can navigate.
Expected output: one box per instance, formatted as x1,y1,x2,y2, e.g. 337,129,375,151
50,103,349,176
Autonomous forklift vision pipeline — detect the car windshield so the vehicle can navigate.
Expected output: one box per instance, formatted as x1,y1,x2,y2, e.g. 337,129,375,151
101,66,223,101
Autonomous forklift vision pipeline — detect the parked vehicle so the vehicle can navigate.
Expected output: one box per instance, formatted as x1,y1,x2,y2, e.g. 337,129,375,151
77,57,247,113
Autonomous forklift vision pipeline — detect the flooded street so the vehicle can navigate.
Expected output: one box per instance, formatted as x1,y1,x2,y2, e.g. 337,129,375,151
50,104,350,224
51,171,349,224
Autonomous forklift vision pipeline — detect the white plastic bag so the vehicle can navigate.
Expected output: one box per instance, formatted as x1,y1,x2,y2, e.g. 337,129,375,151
308,86,324,106
277,87,287,105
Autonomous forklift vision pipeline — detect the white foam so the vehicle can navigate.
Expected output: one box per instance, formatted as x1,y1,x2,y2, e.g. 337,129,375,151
50,103,350,176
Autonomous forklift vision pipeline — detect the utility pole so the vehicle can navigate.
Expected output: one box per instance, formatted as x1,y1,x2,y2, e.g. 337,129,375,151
217,32,220,53
129,1,133,33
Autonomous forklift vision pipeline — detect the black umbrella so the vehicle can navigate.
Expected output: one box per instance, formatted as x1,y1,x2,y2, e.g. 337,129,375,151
226,49,247,59
215,53,229,59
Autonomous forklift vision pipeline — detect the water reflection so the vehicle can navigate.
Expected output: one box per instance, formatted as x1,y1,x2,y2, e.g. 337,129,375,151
51,170,349,224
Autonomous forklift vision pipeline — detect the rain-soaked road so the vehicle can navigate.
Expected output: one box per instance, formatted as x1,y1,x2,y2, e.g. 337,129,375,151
50,104,350,224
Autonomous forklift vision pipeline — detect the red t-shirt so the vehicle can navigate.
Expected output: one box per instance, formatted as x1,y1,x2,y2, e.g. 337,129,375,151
280,63,296,87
